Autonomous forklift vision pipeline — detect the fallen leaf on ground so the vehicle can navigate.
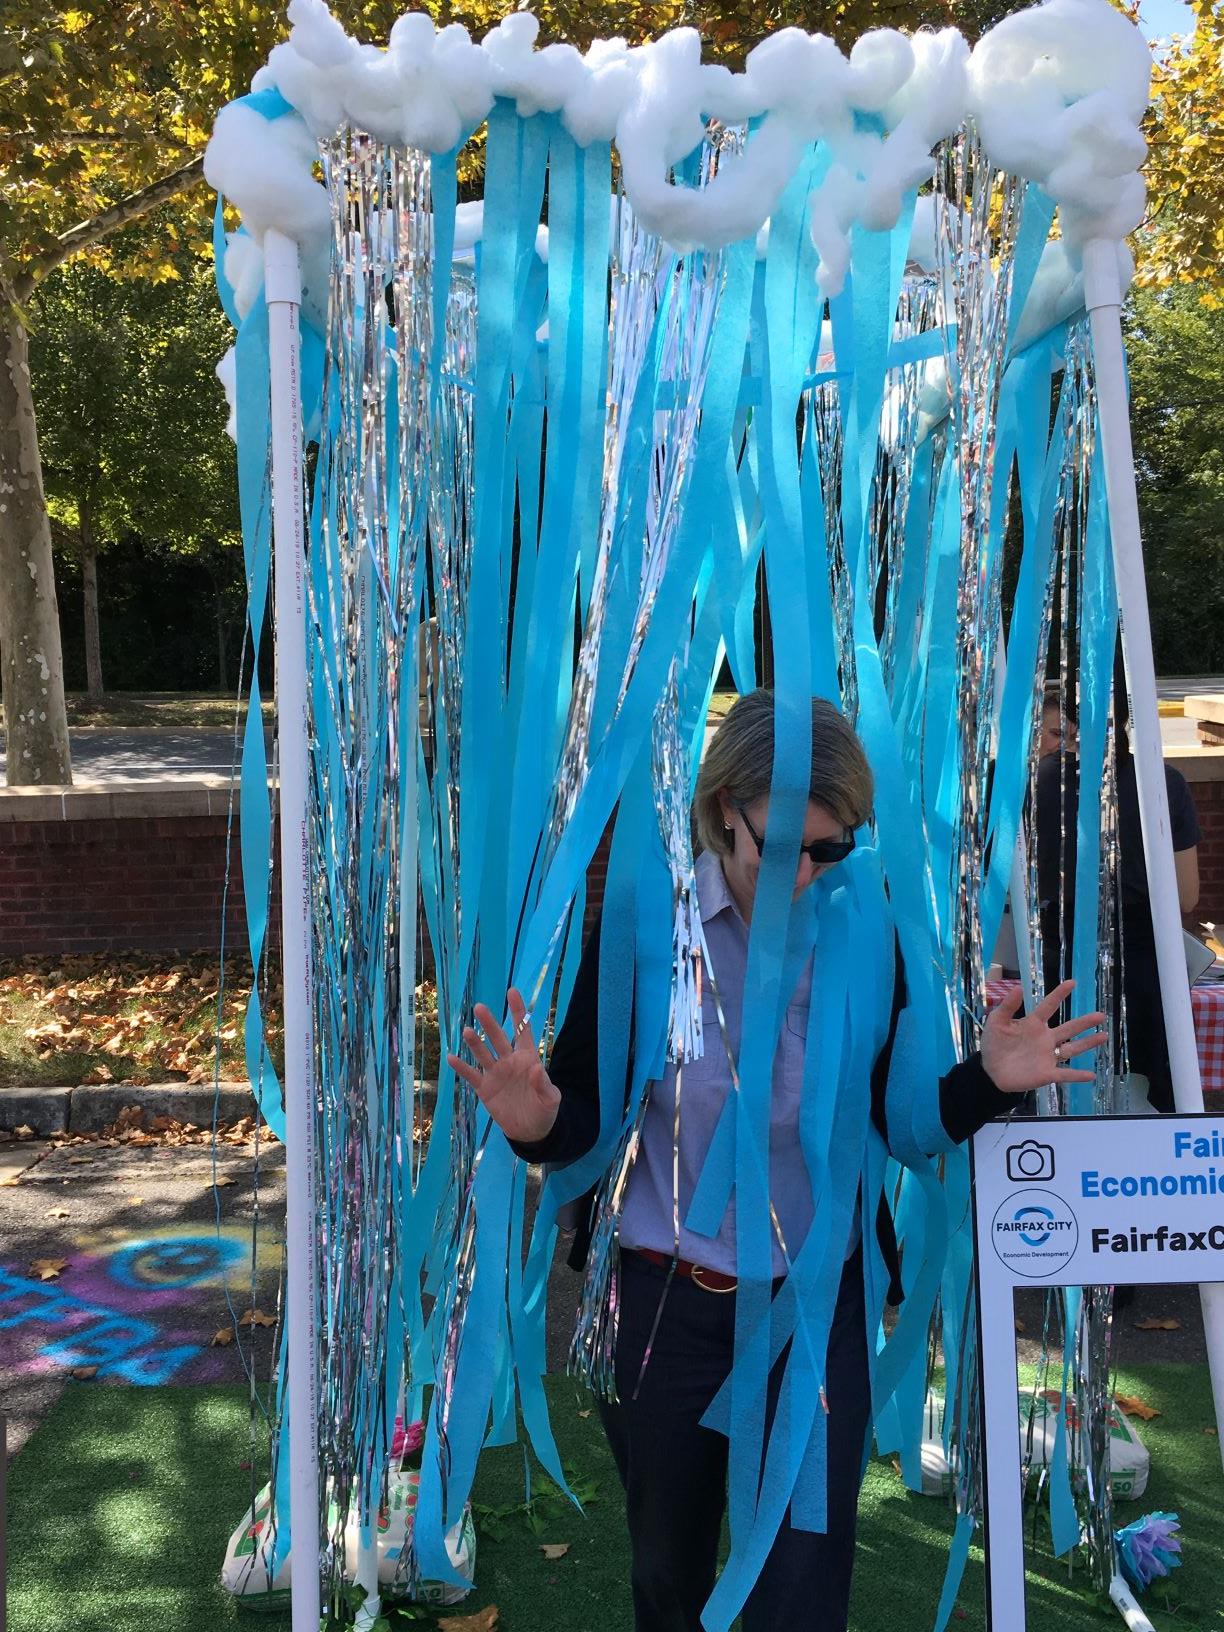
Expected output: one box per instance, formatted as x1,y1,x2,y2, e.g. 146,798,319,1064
1015,1318,1025,1334
212,1328,235,1347
1135,1317,1181,1331
70,1366,98,1380
439,1608,499,1632
125,1196,145,1206
213,1175,236,1188
45,1207,70,1219
31,1258,68,1280
238,1308,277,1328
577,1409,591,1419
539,1543,570,1560
0,1175,22,1187
14,1125,34,1139
68,1155,94,1165
890,1456,902,1477
1115,1392,1162,1422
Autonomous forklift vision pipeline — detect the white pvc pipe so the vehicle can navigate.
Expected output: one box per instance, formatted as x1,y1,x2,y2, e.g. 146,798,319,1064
1082,235,1224,1470
1108,1574,1157,1632
265,227,323,1632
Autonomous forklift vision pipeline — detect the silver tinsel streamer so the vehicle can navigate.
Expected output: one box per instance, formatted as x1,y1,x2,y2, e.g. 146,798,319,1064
878,277,944,696
420,266,482,1559
934,128,1025,1063
567,132,741,1398
1010,321,1125,1593
543,191,667,872
641,135,733,1067
308,131,432,1608
233,87,1144,1619
810,380,858,715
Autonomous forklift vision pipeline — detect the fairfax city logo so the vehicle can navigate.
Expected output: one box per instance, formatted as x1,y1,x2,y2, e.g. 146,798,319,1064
990,1188,1079,1279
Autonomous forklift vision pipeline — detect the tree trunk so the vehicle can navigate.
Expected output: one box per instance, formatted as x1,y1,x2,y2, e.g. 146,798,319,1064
80,503,104,702
0,294,72,785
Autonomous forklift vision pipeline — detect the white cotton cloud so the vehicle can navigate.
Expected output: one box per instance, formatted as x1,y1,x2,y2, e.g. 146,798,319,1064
211,0,1150,298
224,232,265,320
203,101,330,246
969,0,1151,250
1010,235,1134,351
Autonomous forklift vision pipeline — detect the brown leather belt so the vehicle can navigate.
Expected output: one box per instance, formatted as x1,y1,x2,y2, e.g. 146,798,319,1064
629,1246,738,1293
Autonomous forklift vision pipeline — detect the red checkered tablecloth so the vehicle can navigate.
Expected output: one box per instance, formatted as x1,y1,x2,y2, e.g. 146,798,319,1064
985,979,1224,1096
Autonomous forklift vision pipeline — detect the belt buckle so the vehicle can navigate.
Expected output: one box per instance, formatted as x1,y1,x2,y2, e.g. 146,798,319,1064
690,1262,736,1294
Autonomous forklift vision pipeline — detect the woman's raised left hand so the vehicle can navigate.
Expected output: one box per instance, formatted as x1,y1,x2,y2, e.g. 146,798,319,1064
981,980,1108,1095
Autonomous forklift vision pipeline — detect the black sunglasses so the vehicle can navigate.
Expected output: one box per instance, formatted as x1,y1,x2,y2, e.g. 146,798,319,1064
736,805,856,866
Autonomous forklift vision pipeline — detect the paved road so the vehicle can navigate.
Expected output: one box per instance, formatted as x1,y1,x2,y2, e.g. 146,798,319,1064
2,682,1218,786
0,728,271,784
0,1134,581,1462
1,1136,286,1458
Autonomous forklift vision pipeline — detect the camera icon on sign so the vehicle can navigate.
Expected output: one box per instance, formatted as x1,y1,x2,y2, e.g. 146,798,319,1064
1006,1140,1055,1183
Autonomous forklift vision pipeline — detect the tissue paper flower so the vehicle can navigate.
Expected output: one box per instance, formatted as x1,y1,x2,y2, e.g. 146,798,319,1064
1116,1511,1183,1593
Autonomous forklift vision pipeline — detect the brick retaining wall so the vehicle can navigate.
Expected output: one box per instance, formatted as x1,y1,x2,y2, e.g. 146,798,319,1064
1180,764,1224,928
2,752,1222,959
0,786,261,957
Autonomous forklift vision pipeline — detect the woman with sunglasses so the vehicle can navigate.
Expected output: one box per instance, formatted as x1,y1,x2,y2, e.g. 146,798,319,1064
449,689,1105,1632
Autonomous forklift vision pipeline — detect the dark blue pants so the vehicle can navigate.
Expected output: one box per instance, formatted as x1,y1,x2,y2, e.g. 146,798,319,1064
598,1248,871,1632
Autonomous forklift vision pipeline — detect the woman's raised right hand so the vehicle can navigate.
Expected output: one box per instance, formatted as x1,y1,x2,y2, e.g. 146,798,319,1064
446,987,560,1145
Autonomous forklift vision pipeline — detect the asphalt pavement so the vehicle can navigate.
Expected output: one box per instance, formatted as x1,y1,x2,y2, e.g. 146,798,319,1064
0,681,1215,785
1,1134,286,1459
0,728,266,785
0,1125,584,1462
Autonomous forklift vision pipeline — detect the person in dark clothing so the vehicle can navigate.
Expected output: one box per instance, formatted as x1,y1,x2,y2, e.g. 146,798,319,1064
1035,713,1201,1112
1038,681,1079,761
450,690,1105,1632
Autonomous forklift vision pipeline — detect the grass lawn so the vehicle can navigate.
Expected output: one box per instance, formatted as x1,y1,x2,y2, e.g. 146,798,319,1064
58,693,274,730
0,953,269,1091
7,1366,1221,1632
0,691,272,732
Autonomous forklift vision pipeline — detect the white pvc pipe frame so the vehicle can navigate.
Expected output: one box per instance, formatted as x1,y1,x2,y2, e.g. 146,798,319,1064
264,229,323,1632
257,219,1224,1624
1082,236,1224,1477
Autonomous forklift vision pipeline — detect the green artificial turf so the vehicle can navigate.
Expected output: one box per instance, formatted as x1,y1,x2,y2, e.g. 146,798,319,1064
7,1367,1223,1632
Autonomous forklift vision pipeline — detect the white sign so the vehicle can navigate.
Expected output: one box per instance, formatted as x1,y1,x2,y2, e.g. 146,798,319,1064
970,1115,1224,1631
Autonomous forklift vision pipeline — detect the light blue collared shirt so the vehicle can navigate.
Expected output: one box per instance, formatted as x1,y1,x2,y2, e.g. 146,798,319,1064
619,849,839,1278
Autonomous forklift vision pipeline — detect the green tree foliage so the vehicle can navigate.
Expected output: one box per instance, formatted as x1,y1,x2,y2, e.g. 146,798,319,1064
30,257,242,695
1138,0,1224,300
1126,285,1224,671
2,0,1214,782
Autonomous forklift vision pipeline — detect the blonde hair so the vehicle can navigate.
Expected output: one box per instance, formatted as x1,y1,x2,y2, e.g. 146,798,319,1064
693,690,874,857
